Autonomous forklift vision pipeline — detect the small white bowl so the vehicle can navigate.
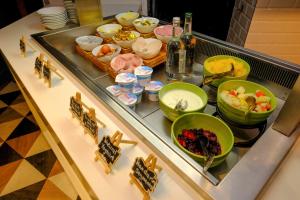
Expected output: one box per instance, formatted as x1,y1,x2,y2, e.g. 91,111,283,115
96,24,122,39
115,12,139,26
112,31,140,49
92,44,121,62
154,25,183,43
75,36,103,51
133,17,159,33
132,37,162,59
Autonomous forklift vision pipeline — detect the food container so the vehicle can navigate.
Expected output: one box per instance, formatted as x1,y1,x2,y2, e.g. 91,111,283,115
132,37,162,59
132,85,144,103
112,30,140,49
133,17,159,33
217,80,277,125
106,85,121,96
115,11,139,26
75,35,103,51
154,25,183,43
110,54,143,74
159,82,208,121
96,24,122,39
115,73,137,93
91,44,121,62
171,113,234,167
134,66,153,86
145,81,163,101
118,93,137,110
203,55,250,87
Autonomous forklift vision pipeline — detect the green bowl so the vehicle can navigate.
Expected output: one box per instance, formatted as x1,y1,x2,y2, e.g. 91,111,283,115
217,80,277,125
171,113,234,168
203,55,250,87
159,82,208,121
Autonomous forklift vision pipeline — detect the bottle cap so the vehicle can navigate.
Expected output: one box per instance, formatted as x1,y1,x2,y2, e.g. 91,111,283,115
173,17,180,24
185,12,192,17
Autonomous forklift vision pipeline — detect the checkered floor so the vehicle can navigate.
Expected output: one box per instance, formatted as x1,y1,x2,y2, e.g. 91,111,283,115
0,81,80,200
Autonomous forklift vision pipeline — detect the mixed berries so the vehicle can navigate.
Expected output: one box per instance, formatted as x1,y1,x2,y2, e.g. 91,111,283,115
177,129,222,156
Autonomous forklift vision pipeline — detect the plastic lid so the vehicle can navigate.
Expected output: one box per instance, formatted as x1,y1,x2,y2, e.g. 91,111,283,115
145,81,164,91
115,73,137,84
118,93,137,106
132,85,144,94
134,66,153,76
106,85,121,96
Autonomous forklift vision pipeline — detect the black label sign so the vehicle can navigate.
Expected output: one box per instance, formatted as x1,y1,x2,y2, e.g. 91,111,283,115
43,65,51,81
132,158,158,193
34,57,43,75
20,39,25,54
98,136,120,165
70,96,83,119
83,112,98,137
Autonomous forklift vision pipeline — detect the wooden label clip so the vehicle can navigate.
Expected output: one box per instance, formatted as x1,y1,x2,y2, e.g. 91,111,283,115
19,35,36,57
82,108,100,144
42,60,64,88
34,53,44,78
95,131,137,174
129,154,162,200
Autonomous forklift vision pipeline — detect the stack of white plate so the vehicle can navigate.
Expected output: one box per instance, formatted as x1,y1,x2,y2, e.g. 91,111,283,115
37,7,68,30
63,0,78,24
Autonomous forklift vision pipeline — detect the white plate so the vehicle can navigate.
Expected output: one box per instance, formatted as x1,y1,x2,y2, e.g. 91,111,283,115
37,7,66,16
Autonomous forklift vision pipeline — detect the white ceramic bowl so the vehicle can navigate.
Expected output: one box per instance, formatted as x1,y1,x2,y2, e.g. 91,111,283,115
92,44,121,62
96,24,123,39
133,17,159,33
75,36,103,51
37,6,66,16
154,25,183,43
132,37,162,59
112,31,140,49
115,12,139,26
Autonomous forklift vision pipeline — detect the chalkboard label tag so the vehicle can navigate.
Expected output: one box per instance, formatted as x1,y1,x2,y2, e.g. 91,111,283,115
20,36,26,57
43,60,52,88
34,53,44,78
70,92,83,120
129,154,162,200
82,108,99,144
95,131,137,174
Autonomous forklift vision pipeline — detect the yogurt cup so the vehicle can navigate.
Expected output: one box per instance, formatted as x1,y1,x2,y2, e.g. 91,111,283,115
106,85,121,96
134,66,153,87
132,85,144,103
118,93,137,110
115,73,137,93
145,81,164,101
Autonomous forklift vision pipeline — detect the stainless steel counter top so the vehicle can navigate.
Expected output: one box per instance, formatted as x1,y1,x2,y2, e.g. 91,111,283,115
31,19,300,199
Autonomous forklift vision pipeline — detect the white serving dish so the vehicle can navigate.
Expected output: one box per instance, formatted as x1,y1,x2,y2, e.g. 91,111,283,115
133,17,159,33
112,31,140,49
37,7,66,16
154,25,183,43
96,24,122,39
75,36,103,51
132,37,162,59
115,12,139,26
92,44,121,62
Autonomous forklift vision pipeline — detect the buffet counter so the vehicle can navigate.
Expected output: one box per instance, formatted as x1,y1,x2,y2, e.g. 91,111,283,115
0,12,300,200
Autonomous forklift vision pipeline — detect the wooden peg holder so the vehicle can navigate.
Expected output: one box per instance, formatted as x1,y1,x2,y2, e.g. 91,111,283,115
95,131,137,174
34,53,45,78
70,92,84,120
82,108,99,144
20,35,36,57
129,154,162,200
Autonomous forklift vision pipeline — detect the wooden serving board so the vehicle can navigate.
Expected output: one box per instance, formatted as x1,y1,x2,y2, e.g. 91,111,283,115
75,44,166,79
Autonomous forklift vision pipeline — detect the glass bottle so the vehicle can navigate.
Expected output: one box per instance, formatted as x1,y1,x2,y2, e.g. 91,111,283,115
165,17,184,80
180,12,196,76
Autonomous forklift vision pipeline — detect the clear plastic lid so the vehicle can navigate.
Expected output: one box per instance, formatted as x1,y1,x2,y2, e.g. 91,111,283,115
145,81,164,91
134,66,153,76
118,93,137,105
106,85,121,96
115,73,137,84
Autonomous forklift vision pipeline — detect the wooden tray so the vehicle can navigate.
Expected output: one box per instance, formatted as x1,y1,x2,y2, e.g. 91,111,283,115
75,45,109,72
76,44,166,79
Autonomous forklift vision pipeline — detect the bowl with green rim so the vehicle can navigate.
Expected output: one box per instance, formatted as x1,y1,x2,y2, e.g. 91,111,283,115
159,82,208,121
203,55,250,87
217,80,277,125
171,113,234,167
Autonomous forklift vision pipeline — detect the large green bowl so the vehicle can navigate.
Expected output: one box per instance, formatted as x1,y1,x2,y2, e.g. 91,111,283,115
159,82,208,121
217,80,277,125
203,55,250,87
171,113,234,168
